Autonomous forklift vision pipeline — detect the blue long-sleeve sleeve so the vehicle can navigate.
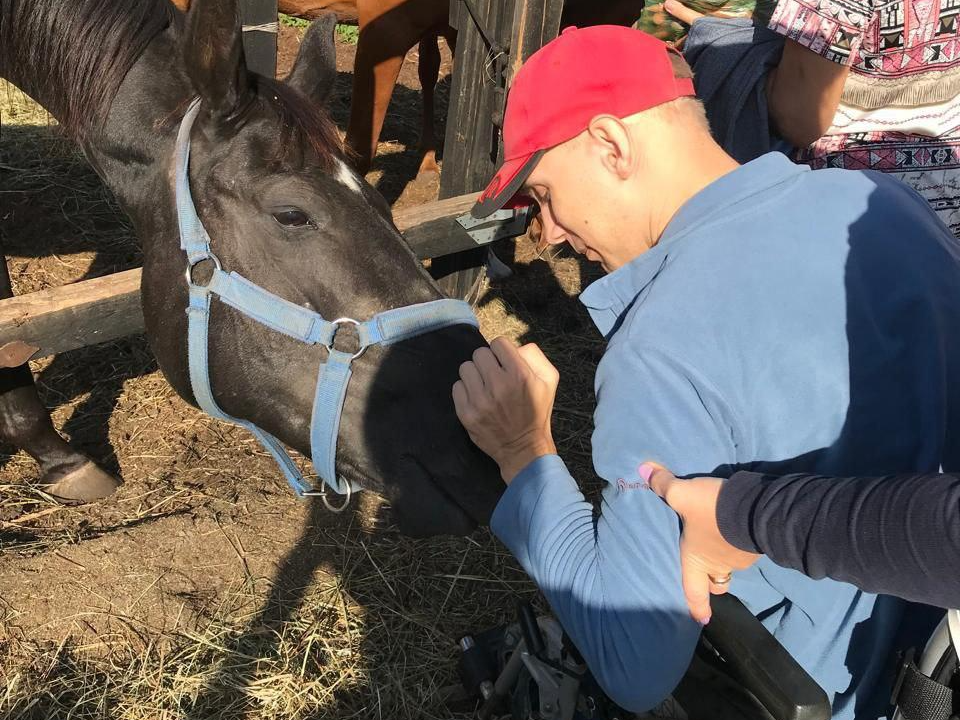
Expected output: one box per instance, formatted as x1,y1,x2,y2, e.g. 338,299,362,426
491,456,699,711
490,345,740,712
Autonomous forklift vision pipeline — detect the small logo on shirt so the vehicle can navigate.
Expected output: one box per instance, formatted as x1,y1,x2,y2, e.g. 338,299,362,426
616,464,652,492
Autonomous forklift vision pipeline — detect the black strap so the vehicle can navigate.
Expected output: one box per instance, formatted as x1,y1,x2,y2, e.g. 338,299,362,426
892,649,956,720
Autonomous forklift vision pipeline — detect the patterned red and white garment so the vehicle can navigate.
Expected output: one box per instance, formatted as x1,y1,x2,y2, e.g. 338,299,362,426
770,0,960,235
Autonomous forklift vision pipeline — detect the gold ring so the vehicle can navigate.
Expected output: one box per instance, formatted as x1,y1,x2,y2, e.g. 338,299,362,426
709,572,732,586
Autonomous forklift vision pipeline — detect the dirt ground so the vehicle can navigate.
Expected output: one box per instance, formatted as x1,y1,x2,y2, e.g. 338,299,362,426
0,24,605,720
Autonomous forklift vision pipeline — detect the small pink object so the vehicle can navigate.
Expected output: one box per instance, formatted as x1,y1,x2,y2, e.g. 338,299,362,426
638,462,656,485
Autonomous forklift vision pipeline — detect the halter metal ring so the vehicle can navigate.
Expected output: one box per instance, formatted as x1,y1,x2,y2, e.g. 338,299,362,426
330,317,368,360
302,477,353,513
185,253,222,287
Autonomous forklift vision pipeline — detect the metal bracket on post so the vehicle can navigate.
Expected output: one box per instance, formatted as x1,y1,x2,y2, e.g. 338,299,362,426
0,340,39,368
455,205,533,247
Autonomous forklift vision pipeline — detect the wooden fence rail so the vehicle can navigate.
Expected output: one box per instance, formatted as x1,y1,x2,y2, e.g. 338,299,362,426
0,192,479,360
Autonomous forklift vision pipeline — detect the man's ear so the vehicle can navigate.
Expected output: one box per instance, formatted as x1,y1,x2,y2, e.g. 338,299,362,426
586,115,636,179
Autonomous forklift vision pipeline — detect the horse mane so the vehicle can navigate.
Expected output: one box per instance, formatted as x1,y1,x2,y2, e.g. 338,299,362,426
1,0,342,166
0,0,178,140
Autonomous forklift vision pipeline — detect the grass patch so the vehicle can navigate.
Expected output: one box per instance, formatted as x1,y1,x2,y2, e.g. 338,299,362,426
335,23,360,44
278,13,308,29
278,14,359,45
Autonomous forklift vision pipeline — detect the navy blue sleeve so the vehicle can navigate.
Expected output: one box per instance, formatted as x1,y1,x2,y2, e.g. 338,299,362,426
717,471,960,608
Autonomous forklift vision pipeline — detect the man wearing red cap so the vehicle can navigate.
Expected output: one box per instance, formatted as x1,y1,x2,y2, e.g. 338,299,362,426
453,24,960,719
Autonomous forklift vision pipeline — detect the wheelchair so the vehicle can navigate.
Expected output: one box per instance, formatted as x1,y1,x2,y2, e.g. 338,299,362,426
457,596,960,720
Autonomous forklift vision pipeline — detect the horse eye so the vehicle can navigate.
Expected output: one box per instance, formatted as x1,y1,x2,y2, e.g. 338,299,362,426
271,208,311,228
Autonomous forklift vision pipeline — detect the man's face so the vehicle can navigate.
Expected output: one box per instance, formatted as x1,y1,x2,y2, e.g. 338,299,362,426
521,131,649,273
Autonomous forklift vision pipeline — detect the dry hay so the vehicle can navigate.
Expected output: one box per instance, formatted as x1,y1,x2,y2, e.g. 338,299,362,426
0,80,606,719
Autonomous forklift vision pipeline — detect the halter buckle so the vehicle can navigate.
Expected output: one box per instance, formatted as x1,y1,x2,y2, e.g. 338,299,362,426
329,317,368,360
185,253,222,287
300,477,353,512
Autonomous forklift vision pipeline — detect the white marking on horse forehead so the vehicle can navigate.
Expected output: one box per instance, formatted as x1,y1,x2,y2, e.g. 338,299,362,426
335,159,364,194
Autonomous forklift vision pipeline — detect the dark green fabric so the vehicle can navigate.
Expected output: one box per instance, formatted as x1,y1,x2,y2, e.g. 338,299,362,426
634,0,777,44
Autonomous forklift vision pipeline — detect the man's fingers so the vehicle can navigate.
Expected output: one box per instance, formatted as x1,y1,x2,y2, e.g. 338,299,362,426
457,361,486,401
664,0,705,24
488,337,525,375
473,346,504,380
516,343,560,387
452,380,468,415
681,555,714,625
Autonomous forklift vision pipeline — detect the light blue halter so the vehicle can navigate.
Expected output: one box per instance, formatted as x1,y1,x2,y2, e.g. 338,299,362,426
174,98,479,511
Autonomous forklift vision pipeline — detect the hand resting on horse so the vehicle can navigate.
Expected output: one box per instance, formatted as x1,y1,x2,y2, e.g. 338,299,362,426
452,337,558,485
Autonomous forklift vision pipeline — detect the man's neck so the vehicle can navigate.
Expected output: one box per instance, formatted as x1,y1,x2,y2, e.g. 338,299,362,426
646,138,741,247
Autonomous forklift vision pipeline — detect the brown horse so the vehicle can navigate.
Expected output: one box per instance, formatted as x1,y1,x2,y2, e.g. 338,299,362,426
317,0,646,178
171,0,453,179
173,0,643,180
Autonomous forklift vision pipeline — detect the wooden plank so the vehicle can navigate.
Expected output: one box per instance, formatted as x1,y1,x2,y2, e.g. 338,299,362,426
0,269,143,360
0,193,480,360
396,191,476,237
394,192,479,257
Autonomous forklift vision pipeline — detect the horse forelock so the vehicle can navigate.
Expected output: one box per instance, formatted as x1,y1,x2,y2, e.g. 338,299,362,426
260,77,343,173
0,0,177,140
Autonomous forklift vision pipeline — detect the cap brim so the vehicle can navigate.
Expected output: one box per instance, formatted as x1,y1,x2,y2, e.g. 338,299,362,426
470,149,545,219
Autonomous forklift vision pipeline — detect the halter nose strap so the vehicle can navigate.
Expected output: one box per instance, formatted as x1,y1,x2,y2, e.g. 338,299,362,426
173,98,479,505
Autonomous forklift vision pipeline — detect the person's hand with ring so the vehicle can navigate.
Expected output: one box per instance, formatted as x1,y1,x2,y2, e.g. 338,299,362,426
452,337,559,484
642,464,761,624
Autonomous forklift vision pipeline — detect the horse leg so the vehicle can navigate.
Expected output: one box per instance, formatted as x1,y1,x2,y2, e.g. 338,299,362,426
344,7,413,175
0,257,120,503
443,25,456,57
415,32,441,179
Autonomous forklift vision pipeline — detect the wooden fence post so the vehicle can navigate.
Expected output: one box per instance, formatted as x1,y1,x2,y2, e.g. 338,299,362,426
240,0,279,78
431,0,563,299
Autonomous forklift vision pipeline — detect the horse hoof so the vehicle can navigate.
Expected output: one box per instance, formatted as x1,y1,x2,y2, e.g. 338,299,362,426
41,462,121,504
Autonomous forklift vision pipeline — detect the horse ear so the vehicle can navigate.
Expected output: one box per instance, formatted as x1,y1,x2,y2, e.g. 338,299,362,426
182,0,250,115
285,14,338,105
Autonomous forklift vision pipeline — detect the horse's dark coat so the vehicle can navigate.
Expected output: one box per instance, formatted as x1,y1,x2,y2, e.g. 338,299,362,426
0,0,502,535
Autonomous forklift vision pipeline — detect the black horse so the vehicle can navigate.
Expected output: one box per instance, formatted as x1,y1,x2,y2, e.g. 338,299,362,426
0,0,502,536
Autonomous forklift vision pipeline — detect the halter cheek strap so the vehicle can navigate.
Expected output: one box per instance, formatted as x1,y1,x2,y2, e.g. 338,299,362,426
173,98,479,509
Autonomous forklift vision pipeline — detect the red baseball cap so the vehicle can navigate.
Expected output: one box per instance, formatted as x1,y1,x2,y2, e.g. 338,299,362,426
471,25,695,219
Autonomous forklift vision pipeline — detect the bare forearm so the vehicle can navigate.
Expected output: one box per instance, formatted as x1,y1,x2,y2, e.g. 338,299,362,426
767,40,849,147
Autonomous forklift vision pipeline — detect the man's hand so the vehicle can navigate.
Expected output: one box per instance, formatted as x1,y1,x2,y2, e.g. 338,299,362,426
453,338,559,484
643,464,761,624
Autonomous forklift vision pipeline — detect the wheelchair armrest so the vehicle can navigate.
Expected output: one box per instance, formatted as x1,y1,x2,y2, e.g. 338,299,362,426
701,594,832,720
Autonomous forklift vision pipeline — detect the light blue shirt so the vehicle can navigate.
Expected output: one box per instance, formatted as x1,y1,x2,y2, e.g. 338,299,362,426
491,153,960,718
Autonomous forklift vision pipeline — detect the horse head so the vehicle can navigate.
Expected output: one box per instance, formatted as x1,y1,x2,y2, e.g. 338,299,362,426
83,0,503,535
